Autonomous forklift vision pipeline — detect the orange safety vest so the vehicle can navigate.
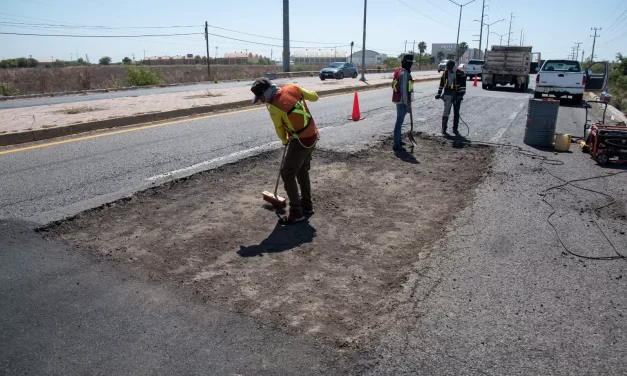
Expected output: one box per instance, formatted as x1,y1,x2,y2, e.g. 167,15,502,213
268,84,318,141
392,67,413,103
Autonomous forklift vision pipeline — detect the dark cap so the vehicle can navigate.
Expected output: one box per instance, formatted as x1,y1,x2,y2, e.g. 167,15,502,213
401,54,415,63
251,77,273,103
446,60,456,69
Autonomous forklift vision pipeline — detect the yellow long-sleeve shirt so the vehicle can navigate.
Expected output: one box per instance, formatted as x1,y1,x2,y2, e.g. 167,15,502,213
267,85,319,145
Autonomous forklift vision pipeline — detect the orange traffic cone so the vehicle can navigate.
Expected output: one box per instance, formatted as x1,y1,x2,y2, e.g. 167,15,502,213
473,75,478,87
348,92,365,121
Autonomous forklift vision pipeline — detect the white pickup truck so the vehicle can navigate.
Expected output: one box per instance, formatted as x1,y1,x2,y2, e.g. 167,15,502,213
460,59,483,79
534,60,586,102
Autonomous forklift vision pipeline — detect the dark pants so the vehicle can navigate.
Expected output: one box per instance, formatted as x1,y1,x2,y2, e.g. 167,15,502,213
442,92,461,131
280,140,315,214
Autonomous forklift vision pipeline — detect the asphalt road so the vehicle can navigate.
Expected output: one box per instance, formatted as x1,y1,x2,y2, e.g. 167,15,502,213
2,77,626,375
0,77,530,223
0,71,436,109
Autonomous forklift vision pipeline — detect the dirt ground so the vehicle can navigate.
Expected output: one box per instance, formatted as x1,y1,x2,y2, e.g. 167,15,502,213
44,136,493,349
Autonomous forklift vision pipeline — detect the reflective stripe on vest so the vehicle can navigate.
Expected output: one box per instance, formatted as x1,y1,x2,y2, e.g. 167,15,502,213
286,98,312,135
267,85,318,141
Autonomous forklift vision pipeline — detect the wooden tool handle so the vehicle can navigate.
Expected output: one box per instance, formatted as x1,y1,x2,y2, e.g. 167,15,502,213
274,143,288,197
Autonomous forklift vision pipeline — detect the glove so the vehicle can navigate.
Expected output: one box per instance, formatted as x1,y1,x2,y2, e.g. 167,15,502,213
435,94,441,100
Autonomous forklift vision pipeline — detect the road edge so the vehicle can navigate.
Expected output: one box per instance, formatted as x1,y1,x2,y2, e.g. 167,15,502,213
0,78,436,147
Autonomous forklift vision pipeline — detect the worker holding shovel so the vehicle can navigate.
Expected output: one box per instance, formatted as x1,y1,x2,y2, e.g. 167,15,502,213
251,77,319,225
391,53,415,151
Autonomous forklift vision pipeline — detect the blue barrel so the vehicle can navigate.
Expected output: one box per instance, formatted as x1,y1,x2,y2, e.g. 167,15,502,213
524,99,560,147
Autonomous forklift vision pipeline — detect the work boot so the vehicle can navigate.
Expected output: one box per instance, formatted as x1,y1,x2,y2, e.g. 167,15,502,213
301,201,315,216
441,116,449,136
453,114,460,136
278,210,306,225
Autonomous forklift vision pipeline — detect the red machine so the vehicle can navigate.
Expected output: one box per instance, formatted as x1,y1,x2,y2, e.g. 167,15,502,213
582,100,627,165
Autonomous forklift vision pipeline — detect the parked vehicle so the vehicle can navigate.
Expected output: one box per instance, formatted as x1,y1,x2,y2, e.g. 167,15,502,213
461,59,484,79
533,60,605,103
437,60,449,73
319,62,358,80
482,45,532,91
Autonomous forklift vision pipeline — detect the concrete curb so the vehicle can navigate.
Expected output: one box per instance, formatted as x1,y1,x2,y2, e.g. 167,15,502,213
584,92,627,124
0,77,438,147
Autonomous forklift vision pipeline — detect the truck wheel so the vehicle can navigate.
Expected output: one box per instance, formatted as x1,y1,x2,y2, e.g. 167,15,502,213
482,83,487,90
534,91,542,99
572,94,583,104
596,152,609,165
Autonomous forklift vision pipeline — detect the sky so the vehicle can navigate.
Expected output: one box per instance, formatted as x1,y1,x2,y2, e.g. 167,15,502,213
0,0,625,64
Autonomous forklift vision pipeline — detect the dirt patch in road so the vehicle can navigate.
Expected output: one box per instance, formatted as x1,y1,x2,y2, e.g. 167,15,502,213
44,136,493,348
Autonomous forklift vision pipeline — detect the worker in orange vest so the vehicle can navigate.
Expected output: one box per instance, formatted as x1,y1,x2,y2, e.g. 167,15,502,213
251,77,319,225
391,53,415,151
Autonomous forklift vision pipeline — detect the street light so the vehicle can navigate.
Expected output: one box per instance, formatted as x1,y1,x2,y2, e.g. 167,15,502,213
490,32,507,45
448,0,476,63
475,19,505,54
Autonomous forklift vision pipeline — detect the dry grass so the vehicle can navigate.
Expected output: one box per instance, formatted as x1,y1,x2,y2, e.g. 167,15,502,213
55,106,105,115
0,65,283,95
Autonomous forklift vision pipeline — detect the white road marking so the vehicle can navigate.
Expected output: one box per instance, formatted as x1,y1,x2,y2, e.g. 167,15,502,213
146,126,337,182
146,141,282,182
490,127,508,142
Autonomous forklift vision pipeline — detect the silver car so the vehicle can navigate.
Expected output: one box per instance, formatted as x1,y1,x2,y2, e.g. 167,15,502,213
319,62,358,80
437,60,449,73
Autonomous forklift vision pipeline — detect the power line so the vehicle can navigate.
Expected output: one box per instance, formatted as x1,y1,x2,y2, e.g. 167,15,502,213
207,24,343,45
602,29,627,45
396,0,472,30
0,20,201,29
0,31,202,37
607,8,627,30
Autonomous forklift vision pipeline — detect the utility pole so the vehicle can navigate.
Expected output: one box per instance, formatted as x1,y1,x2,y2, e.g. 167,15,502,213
449,0,477,63
404,40,407,53
581,49,585,64
283,0,290,72
142,50,146,61
507,13,514,46
571,47,576,60
590,27,601,63
360,0,368,81
574,42,582,61
216,46,218,59
483,20,504,53
478,0,486,54
70,53,73,62
520,29,523,46
205,21,211,80
412,40,415,53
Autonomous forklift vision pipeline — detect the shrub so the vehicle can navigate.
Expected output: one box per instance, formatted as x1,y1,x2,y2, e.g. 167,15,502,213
0,82,20,96
126,66,161,86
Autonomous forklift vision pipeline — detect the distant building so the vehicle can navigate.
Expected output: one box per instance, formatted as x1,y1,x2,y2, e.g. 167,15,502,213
223,52,259,64
349,49,387,67
432,43,457,60
291,49,348,65
144,55,202,65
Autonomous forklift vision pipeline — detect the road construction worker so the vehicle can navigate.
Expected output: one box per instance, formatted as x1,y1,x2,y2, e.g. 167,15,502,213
435,60,466,136
391,54,414,151
251,77,319,225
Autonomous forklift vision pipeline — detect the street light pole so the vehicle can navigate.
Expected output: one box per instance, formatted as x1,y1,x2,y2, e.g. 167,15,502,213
283,0,290,72
360,0,368,81
449,0,476,63
477,19,505,54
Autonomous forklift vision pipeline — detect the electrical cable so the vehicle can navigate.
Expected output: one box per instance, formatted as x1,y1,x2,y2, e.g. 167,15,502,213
451,137,627,262
0,31,202,37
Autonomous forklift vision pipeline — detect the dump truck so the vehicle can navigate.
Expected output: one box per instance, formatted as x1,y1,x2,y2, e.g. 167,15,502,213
482,45,532,91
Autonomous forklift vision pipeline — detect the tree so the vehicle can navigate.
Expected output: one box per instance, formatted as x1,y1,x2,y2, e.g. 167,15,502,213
122,57,132,65
456,42,469,61
27,58,38,67
446,53,455,60
437,51,445,62
417,41,427,69
384,57,399,69
99,56,112,65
